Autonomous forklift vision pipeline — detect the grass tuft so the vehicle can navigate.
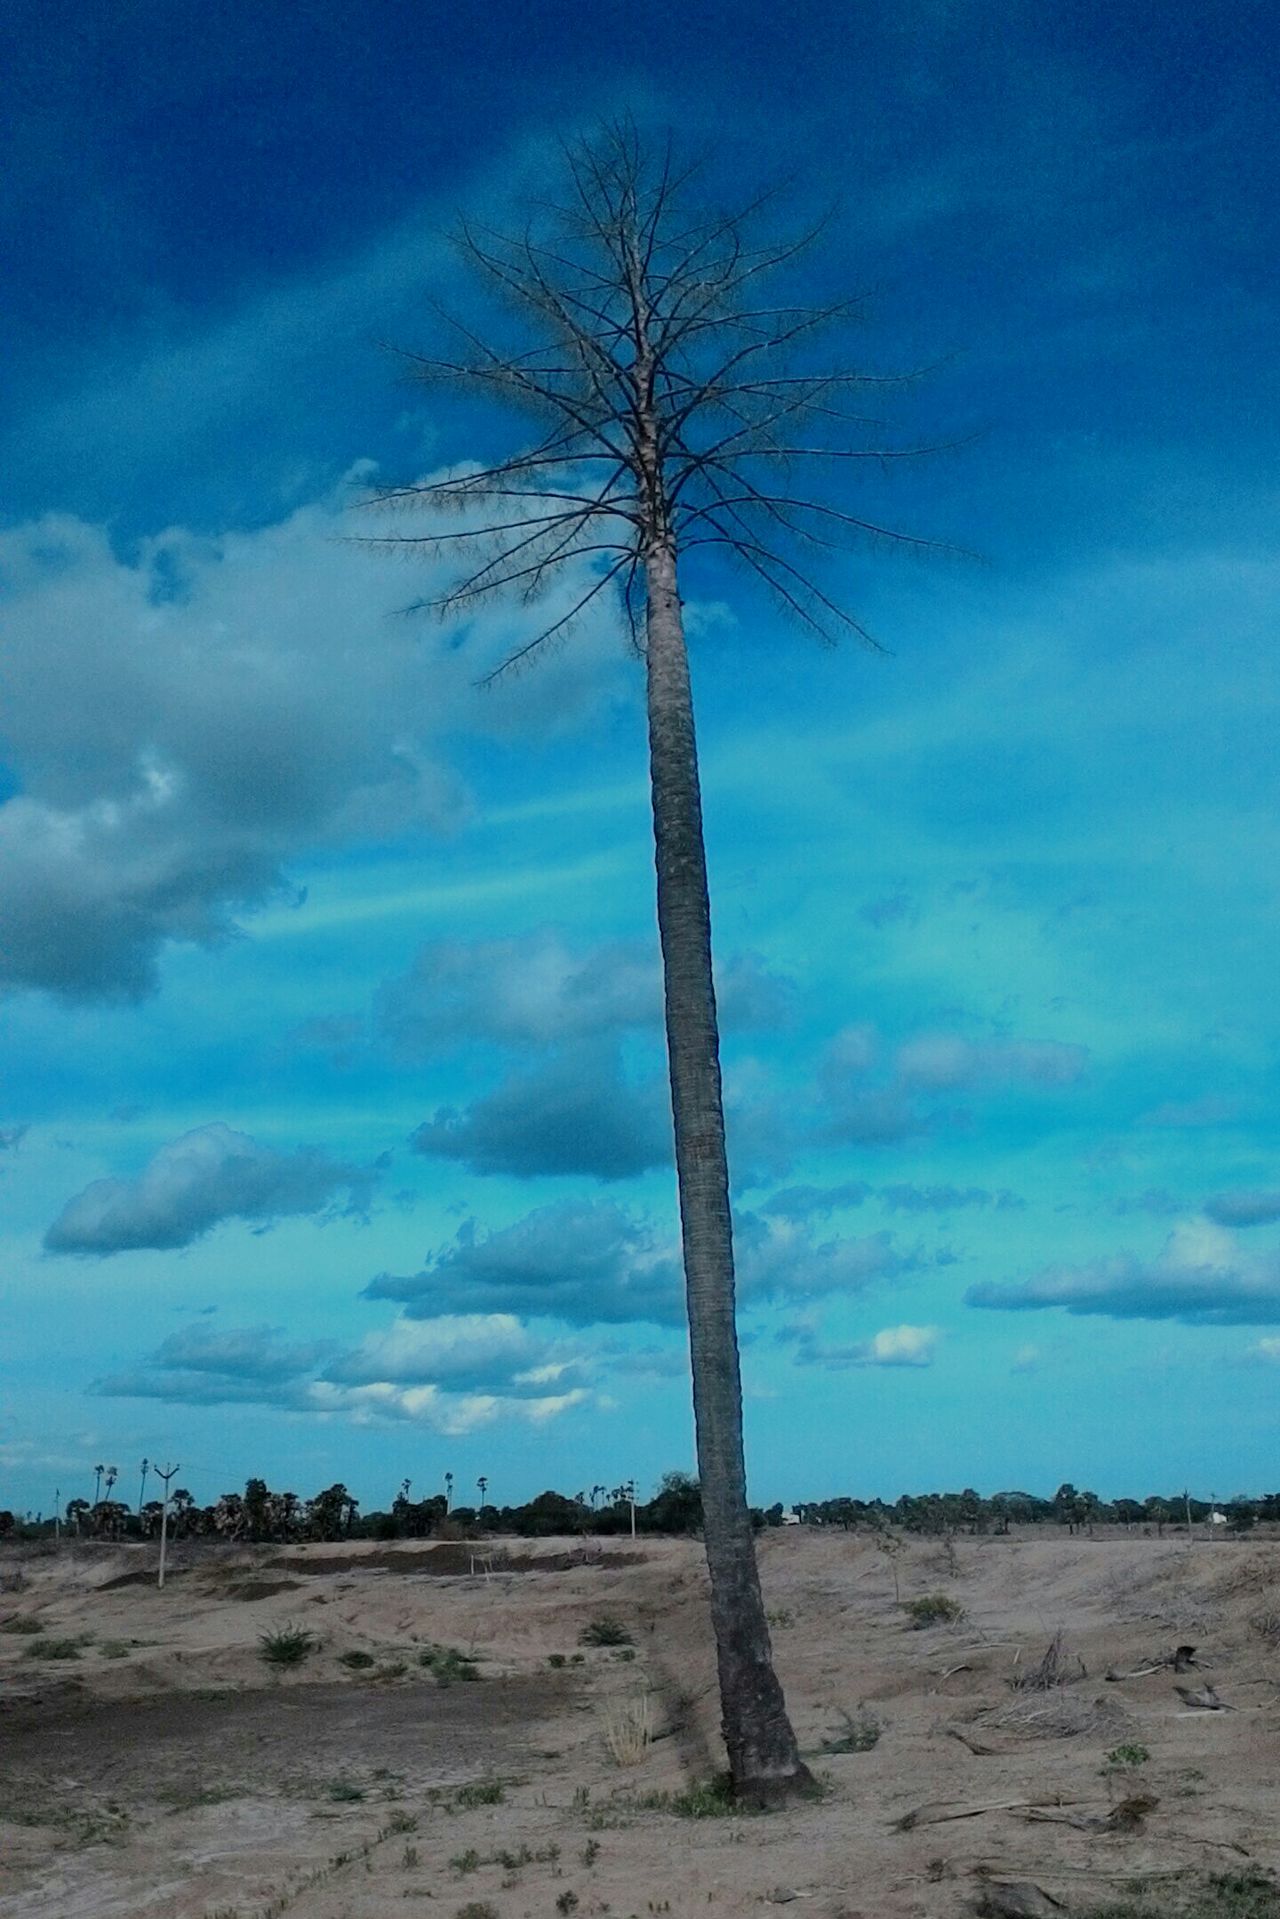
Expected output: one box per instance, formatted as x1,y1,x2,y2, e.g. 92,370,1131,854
257,1622,316,1667
604,1691,653,1766
579,1616,632,1648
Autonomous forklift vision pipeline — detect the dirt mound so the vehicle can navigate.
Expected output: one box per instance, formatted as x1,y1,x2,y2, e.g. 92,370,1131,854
267,1543,646,1577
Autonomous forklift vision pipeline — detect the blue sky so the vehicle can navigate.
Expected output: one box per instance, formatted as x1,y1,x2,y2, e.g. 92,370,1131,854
2,0,1278,1518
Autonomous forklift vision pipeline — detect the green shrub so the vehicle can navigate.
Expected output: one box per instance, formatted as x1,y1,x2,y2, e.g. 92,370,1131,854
327,1778,365,1802
1102,1743,1151,1775
257,1622,316,1667
579,1616,632,1648
904,1593,965,1629
338,1649,376,1670
1,1615,44,1635
548,1652,567,1668
24,1636,81,1660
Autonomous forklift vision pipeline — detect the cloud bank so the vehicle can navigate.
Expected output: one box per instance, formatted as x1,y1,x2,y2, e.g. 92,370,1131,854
967,1220,1280,1325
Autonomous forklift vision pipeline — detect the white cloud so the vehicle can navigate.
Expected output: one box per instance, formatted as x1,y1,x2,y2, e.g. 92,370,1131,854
45,1123,373,1255
92,1311,593,1434
375,932,791,1055
896,1033,1088,1090
785,1321,939,1370
0,495,628,1000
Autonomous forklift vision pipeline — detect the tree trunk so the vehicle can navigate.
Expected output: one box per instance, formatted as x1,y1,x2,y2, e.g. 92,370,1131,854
643,535,814,1807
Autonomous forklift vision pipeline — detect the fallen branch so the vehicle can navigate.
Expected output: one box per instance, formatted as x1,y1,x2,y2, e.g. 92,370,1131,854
1175,1683,1232,1711
1025,1794,1158,1834
894,1795,1070,1833
948,1727,1004,1756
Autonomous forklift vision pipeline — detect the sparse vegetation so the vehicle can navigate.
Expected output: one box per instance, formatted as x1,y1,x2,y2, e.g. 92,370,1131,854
819,1707,882,1753
257,1623,316,1667
903,1593,966,1629
326,1778,365,1801
1249,1608,1280,1646
23,1635,82,1659
1,1614,44,1634
1061,1870,1280,1917
1103,1743,1151,1776
337,1648,376,1670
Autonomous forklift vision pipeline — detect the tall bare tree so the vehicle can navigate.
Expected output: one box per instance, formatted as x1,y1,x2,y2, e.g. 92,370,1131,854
369,123,946,1806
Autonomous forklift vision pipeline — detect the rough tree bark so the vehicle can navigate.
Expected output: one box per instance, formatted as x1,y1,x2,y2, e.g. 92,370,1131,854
644,532,814,1800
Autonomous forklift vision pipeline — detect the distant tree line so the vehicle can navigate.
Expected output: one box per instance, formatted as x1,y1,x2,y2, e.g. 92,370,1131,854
2,1475,1277,1547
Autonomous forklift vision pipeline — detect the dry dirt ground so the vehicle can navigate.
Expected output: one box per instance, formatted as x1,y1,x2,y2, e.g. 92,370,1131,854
2,1529,1279,1919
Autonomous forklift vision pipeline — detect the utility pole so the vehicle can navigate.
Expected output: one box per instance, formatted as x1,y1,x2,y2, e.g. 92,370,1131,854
1184,1488,1194,1543
53,1490,60,1545
629,1479,637,1542
138,1458,149,1516
153,1461,180,1590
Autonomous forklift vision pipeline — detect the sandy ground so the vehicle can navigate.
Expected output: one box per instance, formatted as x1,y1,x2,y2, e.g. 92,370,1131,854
2,1528,1279,1918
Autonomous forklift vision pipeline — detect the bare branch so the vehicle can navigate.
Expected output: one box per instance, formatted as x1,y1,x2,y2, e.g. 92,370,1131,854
377,123,957,683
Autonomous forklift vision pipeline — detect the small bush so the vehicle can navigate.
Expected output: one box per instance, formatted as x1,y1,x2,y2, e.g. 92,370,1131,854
556,1894,580,1915
1102,1743,1151,1775
338,1649,376,1670
24,1636,81,1660
579,1616,632,1648
451,1848,481,1875
258,1623,316,1667
904,1593,965,1629
327,1778,365,1802
1,1615,44,1635
548,1652,567,1668
454,1905,498,1919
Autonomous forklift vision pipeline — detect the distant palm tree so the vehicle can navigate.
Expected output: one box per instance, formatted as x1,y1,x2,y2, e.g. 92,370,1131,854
477,1475,488,1507
93,1464,104,1506
104,1466,118,1501
444,1471,453,1512
138,1458,149,1515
